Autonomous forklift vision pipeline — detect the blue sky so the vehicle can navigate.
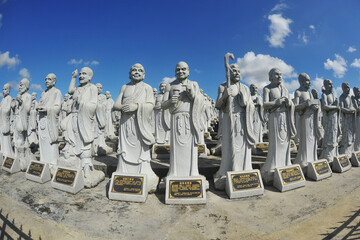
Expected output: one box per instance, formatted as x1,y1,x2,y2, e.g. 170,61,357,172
0,0,360,100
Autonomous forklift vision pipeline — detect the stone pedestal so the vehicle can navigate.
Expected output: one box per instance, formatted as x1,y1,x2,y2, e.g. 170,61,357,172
2,157,20,174
290,140,297,152
26,161,51,183
198,144,209,157
165,176,206,205
273,164,305,192
152,144,170,159
307,159,332,181
350,152,360,167
225,170,264,199
108,172,147,203
51,166,84,194
332,155,351,173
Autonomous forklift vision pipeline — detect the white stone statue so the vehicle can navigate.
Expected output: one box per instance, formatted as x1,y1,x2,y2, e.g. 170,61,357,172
0,83,14,157
36,73,62,166
28,92,38,147
260,68,296,184
293,73,322,172
352,87,360,151
250,84,265,143
154,82,170,144
161,61,204,177
320,79,340,162
113,63,159,191
93,83,112,155
105,91,116,140
60,93,72,125
339,82,356,155
213,62,256,189
11,78,35,170
62,67,104,186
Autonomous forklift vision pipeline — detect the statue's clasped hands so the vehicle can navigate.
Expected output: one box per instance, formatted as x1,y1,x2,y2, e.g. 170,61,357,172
121,103,138,113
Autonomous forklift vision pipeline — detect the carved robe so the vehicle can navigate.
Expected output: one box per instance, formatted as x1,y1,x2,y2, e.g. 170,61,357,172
38,87,62,164
261,84,296,179
214,82,256,178
0,95,14,157
352,96,360,151
165,79,204,177
252,93,264,143
339,94,355,154
105,97,116,139
117,81,156,175
154,93,170,144
28,99,38,146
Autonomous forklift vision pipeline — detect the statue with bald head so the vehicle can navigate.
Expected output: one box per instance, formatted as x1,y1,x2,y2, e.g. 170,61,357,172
11,78,34,170
113,63,158,192
62,67,104,187
154,82,170,144
320,79,340,161
93,83,113,156
260,68,296,184
0,83,15,157
161,61,204,177
36,73,62,167
293,73,322,173
250,83,265,143
28,92,38,148
352,87,360,151
339,82,356,155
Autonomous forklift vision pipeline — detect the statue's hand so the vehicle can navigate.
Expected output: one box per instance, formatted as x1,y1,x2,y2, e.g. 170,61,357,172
36,106,47,113
16,95,22,104
312,104,319,110
121,104,137,112
72,69,78,78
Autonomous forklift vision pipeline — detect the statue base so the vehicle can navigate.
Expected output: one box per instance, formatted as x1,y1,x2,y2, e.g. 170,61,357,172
165,176,207,205
225,170,264,199
108,172,148,202
273,164,305,192
350,152,360,167
306,159,332,181
2,157,21,174
332,155,351,173
51,166,84,194
26,161,51,183
152,144,170,159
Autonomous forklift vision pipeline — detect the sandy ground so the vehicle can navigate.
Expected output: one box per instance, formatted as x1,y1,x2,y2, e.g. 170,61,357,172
0,164,359,240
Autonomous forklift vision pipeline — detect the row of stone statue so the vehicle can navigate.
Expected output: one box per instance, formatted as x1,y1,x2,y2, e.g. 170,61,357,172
0,56,358,201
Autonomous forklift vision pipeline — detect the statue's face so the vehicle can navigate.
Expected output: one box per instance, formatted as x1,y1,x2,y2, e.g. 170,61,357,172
105,91,111,99
355,89,360,98
301,76,311,90
45,74,56,89
270,69,282,86
153,88,157,95
3,85,10,97
230,65,241,83
97,84,102,94
325,80,333,93
342,83,350,95
130,65,145,83
79,69,91,86
250,85,257,95
160,83,166,93
175,62,189,80
64,94,69,101
19,79,28,94
311,90,318,99
31,93,37,101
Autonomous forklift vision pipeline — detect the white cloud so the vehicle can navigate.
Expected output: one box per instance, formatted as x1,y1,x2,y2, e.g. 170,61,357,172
0,14,2,29
309,25,315,31
162,77,176,83
67,59,83,65
266,14,293,48
347,46,356,53
19,68,30,79
312,76,324,93
324,54,347,78
298,32,308,44
351,58,360,68
30,84,43,91
8,81,19,91
0,51,20,69
270,3,288,12
236,51,298,93
91,60,99,65
194,68,201,74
